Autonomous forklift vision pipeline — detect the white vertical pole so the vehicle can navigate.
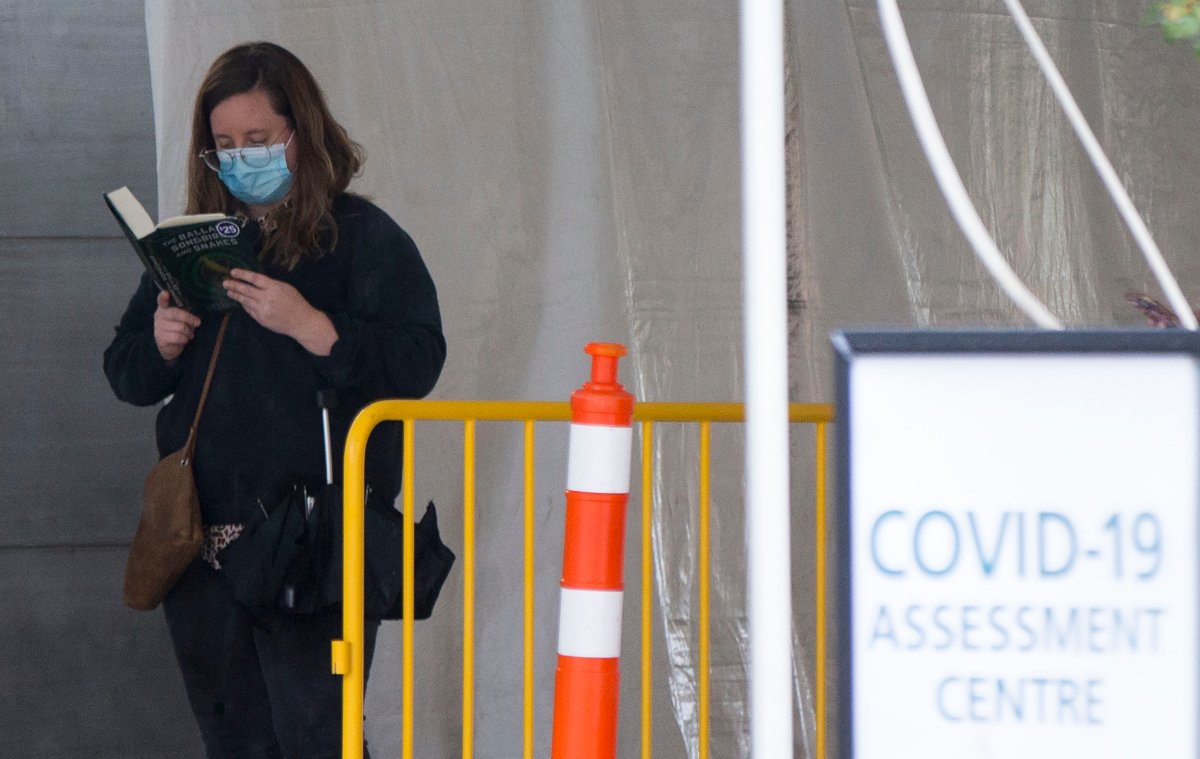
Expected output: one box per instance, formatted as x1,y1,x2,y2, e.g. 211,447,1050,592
739,0,794,756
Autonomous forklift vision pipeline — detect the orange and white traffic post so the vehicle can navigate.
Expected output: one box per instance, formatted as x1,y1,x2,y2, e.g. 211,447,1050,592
550,343,635,759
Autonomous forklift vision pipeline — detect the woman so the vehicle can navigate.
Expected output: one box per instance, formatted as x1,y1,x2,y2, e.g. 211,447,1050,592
103,42,445,758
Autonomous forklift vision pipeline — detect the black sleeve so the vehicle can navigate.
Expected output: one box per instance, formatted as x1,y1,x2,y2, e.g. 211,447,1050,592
102,272,185,406
311,210,446,400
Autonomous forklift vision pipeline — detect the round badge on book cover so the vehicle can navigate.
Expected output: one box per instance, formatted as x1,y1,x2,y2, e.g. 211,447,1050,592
216,220,240,238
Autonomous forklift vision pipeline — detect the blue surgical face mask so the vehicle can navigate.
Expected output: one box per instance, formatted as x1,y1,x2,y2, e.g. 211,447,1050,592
214,130,295,206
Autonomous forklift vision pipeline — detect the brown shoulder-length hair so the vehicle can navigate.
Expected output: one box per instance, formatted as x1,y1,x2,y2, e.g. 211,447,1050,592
186,41,363,269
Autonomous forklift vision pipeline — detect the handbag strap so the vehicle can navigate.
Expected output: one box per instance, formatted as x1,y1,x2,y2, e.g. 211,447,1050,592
181,311,232,460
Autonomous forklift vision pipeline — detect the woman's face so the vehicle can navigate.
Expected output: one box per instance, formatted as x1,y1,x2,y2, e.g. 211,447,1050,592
208,88,299,173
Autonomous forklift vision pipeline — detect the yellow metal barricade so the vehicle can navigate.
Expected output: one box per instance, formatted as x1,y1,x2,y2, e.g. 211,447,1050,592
332,400,834,759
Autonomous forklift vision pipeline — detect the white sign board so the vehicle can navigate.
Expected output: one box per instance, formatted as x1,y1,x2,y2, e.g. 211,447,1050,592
835,332,1200,759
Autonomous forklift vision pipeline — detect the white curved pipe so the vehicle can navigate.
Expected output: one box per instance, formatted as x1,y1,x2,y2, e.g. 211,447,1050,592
878,0,1064,329
1001,0,1197,330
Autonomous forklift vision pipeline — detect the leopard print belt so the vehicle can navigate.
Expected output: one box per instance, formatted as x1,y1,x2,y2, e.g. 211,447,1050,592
199,524,244,570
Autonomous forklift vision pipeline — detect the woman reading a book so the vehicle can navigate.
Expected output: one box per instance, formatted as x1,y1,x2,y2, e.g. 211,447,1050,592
103,41,445,758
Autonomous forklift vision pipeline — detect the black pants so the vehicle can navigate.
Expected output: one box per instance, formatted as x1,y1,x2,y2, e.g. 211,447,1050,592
163,562,380,759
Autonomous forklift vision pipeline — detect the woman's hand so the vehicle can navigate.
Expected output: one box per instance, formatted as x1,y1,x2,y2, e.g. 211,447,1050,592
153,290,201,363
223,269,339,356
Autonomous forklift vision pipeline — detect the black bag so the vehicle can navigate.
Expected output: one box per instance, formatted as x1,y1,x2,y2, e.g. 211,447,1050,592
220,391,454,621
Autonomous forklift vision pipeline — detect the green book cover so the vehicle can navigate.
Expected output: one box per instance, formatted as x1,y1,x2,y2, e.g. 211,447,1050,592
104,186,262,312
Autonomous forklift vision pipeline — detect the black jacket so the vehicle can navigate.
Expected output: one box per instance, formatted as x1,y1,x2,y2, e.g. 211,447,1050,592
103,194,445,524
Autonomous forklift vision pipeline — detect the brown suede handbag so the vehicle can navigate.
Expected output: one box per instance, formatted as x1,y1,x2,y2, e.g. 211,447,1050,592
123,312,231,611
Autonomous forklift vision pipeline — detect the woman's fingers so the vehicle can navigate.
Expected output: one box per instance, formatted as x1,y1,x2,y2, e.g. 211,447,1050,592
223,270,315,338
156,291,202,326
153,289,201,361
160,320,195,342
227,268,267,287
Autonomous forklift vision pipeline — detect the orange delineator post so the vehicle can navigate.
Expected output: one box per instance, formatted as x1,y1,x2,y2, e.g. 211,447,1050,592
551,343,635,759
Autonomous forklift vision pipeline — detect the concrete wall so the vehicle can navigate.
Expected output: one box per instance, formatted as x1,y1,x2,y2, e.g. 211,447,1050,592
0,2,203,755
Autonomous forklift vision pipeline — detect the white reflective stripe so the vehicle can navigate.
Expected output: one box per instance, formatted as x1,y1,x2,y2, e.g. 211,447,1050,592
566,424,632,493
557,587,624,658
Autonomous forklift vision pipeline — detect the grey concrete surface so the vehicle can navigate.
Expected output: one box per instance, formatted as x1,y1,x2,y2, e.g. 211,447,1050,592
1,1,204,755
0,239,157,545
0,548,200,756
0,1,160,237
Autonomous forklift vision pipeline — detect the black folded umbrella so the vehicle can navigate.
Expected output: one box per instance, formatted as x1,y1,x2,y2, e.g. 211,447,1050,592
222,490,454,621
219,391,454,622
219,486,314,620
362,498,456,621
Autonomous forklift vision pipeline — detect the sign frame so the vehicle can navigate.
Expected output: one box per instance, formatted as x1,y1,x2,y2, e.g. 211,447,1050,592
832,328,1200,758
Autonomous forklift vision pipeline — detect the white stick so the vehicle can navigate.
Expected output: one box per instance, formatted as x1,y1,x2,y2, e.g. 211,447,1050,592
740,0,795,755
1000,0,1197,329
878,0,1064,329
322,408,334,485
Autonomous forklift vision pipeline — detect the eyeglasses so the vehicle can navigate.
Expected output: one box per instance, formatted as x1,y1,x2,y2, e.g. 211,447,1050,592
198,129,294,172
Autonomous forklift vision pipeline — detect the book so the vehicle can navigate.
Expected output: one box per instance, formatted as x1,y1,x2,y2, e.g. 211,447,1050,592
1124,293,1200,328
104,186,261,312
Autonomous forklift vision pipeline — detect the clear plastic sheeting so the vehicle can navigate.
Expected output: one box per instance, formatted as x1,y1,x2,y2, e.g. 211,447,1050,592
842,0,1200,332
649,423,821,758
144,1,1200,756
